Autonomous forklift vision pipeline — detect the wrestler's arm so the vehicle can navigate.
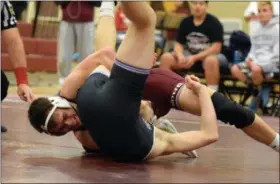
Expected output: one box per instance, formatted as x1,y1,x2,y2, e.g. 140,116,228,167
73,130,100,151
60,48,115,100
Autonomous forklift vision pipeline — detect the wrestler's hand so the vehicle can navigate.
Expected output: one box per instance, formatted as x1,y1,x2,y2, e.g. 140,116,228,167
185,75,203,95
17,84,35,103
140,100,154,123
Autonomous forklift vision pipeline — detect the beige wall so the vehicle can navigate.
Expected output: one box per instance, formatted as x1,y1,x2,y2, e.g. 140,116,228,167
208,2,250,33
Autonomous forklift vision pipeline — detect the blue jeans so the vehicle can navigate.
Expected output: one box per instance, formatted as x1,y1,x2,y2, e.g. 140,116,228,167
249,84,272,112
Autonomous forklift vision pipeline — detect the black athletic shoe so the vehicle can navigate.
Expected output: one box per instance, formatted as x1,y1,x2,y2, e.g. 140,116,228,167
1,125,7,133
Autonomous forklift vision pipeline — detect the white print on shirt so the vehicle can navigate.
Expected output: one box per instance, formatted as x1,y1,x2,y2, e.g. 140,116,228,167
186,32,210,53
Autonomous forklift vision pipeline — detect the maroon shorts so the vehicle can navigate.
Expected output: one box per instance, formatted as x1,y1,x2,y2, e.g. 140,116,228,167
143,68,185,118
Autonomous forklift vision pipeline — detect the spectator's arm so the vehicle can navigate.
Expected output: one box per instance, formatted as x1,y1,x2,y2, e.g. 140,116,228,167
175,18,188,52
244,2,258,21
193,42,222,61
174,42,184,55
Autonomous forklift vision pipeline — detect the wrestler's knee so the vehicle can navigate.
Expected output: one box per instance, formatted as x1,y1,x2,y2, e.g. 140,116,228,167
99,46,115,59
211,92,255,129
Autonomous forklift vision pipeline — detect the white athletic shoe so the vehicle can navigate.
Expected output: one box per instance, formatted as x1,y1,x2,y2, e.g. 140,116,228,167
158,119,198,158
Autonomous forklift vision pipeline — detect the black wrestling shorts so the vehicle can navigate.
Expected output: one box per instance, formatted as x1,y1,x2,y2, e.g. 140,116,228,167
76,60,154,162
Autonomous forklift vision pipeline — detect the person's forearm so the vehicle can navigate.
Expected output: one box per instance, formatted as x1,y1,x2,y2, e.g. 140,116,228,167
61,71,87,99
4,29,27,68
193,43,221,61
2,28,28,85
245,14,258,22
174,42,184,55
73,131,100,150
198,86,218,135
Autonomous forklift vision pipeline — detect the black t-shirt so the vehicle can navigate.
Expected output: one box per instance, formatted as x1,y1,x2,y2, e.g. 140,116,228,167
1,1,17,31
176,13,224,54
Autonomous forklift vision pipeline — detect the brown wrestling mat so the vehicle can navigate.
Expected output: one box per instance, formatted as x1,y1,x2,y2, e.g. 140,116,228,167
1,97,279,183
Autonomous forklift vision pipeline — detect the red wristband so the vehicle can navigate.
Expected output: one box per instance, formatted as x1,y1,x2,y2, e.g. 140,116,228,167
15,67,28,85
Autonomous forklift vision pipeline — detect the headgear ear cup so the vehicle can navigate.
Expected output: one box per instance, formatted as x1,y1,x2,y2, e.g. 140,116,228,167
43,97,73,133
48,96,72,108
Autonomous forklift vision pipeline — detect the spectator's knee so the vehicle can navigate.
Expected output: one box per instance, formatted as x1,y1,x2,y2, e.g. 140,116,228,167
251,65,262,75
159,52,175,68
231,65,240,76
203,55,219,70
251,68,264,85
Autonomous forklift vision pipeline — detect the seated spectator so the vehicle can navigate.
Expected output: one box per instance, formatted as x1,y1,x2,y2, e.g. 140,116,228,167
159,0,229,91
244,0,279,36
231,1,279,112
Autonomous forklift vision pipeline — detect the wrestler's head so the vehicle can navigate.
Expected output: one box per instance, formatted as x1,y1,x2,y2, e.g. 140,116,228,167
28,96,82,136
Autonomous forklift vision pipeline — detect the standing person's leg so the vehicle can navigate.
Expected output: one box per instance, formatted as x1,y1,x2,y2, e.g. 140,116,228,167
76,21,95,63
57,21,75,84
1,70,10,132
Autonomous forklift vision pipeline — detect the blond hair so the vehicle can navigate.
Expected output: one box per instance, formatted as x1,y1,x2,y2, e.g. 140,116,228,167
258,1,273,9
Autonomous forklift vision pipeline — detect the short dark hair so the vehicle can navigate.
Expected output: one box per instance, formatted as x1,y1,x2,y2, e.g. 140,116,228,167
28,97,53,133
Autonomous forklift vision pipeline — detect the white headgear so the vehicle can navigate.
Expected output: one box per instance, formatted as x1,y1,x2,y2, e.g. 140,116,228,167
42,96,72,134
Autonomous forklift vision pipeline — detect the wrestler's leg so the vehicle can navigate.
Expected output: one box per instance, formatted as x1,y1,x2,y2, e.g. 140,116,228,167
95,2,116,52
94,1,116,70
178,83,279,152
116,2,156,69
